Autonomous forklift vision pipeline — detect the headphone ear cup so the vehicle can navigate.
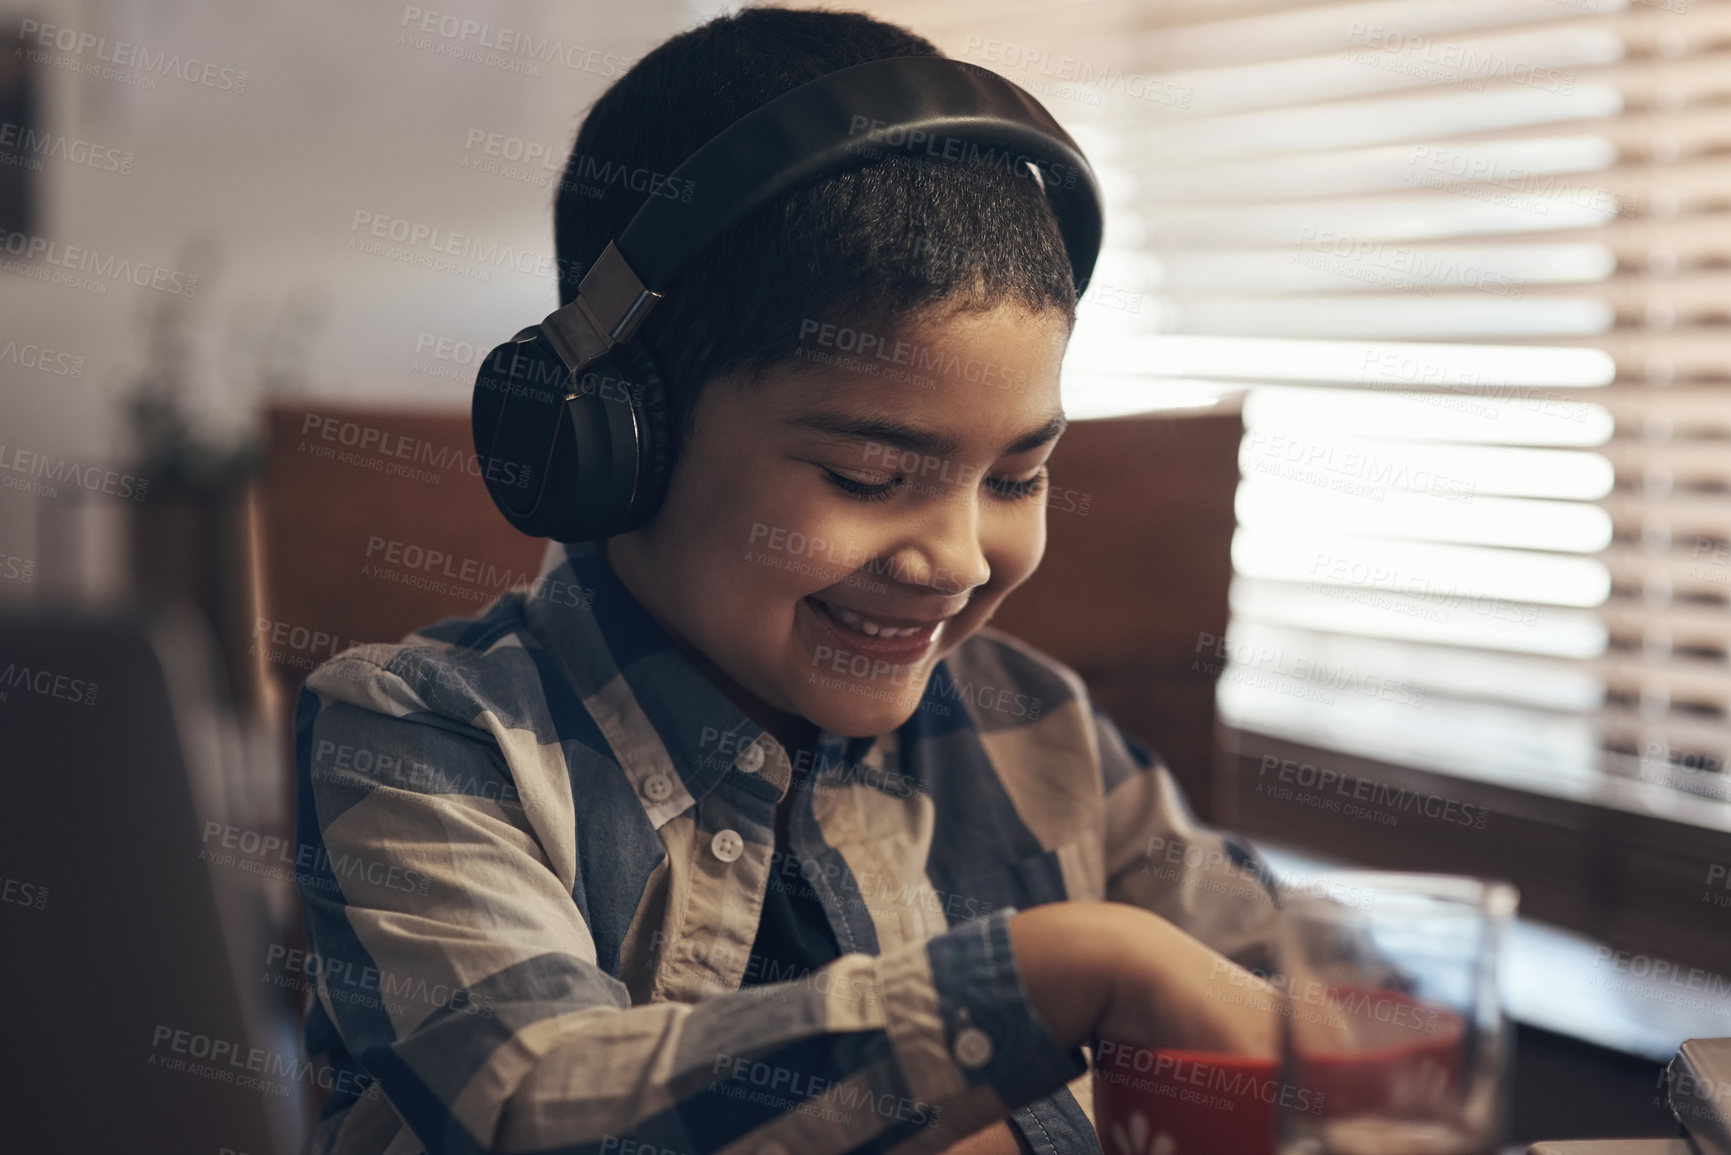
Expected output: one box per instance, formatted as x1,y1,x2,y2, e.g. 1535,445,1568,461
472,331,571,538
471,328,673,540
609,339,674,536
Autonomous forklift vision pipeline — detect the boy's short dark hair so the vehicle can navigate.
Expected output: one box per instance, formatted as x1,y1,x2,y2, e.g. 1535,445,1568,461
553,6,1078,447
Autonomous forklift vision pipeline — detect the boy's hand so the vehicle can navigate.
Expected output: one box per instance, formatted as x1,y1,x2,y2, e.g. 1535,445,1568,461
1009,901,1280,1058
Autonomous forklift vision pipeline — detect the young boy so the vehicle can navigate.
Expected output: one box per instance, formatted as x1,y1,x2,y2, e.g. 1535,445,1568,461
295,9,1287,1154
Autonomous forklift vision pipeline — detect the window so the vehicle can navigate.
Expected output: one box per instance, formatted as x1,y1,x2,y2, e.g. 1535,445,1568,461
1014,0,1731,828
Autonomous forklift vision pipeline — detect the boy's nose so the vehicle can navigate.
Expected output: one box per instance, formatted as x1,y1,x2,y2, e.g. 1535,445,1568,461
887,505,991,597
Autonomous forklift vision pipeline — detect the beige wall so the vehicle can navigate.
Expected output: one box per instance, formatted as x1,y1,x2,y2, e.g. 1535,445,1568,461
0,0,712,585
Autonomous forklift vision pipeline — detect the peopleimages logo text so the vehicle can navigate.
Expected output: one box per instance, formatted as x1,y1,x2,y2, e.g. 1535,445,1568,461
399,7,628,77
0,662,98,706
0,230,198,296
17,20,250,92
0,120,133,174
846,115,1079,189
0,444,149,500
300,412,533,489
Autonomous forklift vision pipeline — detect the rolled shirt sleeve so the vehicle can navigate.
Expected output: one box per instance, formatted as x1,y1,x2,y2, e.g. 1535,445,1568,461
295,660,1085,1155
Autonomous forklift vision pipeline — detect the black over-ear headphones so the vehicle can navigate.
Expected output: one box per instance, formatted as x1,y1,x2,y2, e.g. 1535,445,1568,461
470,55,1104,543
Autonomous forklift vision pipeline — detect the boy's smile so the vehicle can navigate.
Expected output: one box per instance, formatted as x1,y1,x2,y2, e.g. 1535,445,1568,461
604,303,1071,749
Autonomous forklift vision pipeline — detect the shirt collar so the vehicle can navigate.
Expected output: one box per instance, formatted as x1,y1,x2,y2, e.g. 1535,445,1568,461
525,538,882,808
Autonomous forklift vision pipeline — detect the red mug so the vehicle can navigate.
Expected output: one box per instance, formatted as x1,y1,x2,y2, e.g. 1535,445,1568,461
1092,1044,1291,1155
1093,999,1464,1155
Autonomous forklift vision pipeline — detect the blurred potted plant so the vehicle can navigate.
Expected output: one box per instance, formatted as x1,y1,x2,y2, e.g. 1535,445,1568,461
119,233,283,715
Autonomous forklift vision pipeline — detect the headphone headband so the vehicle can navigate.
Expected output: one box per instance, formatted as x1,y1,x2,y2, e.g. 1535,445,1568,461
475,54,1104,542
544,56,1102,378
618,56,1101,298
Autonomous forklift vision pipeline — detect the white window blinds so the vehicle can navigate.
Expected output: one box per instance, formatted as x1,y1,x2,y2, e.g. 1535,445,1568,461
871,0,1731,826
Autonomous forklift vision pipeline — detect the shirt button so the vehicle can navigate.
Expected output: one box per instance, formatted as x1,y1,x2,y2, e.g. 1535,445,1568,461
641,772,673,803
711,828,744,863
953,1026,994,1069
737,739,766,774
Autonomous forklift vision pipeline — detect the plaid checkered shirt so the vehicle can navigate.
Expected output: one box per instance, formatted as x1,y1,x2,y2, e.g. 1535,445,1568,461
293,537,1282,1155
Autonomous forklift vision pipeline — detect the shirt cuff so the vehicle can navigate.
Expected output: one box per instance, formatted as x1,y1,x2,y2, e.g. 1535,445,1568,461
1008,1086,1103,1155
921,906,1087,1108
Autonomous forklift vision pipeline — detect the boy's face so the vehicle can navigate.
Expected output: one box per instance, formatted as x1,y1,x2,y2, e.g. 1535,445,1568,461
604,304,1071,744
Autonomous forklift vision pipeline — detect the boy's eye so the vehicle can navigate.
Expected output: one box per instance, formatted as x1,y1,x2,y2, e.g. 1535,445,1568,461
985,467,1049,501
822,469,901,502
821,466,1049,503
